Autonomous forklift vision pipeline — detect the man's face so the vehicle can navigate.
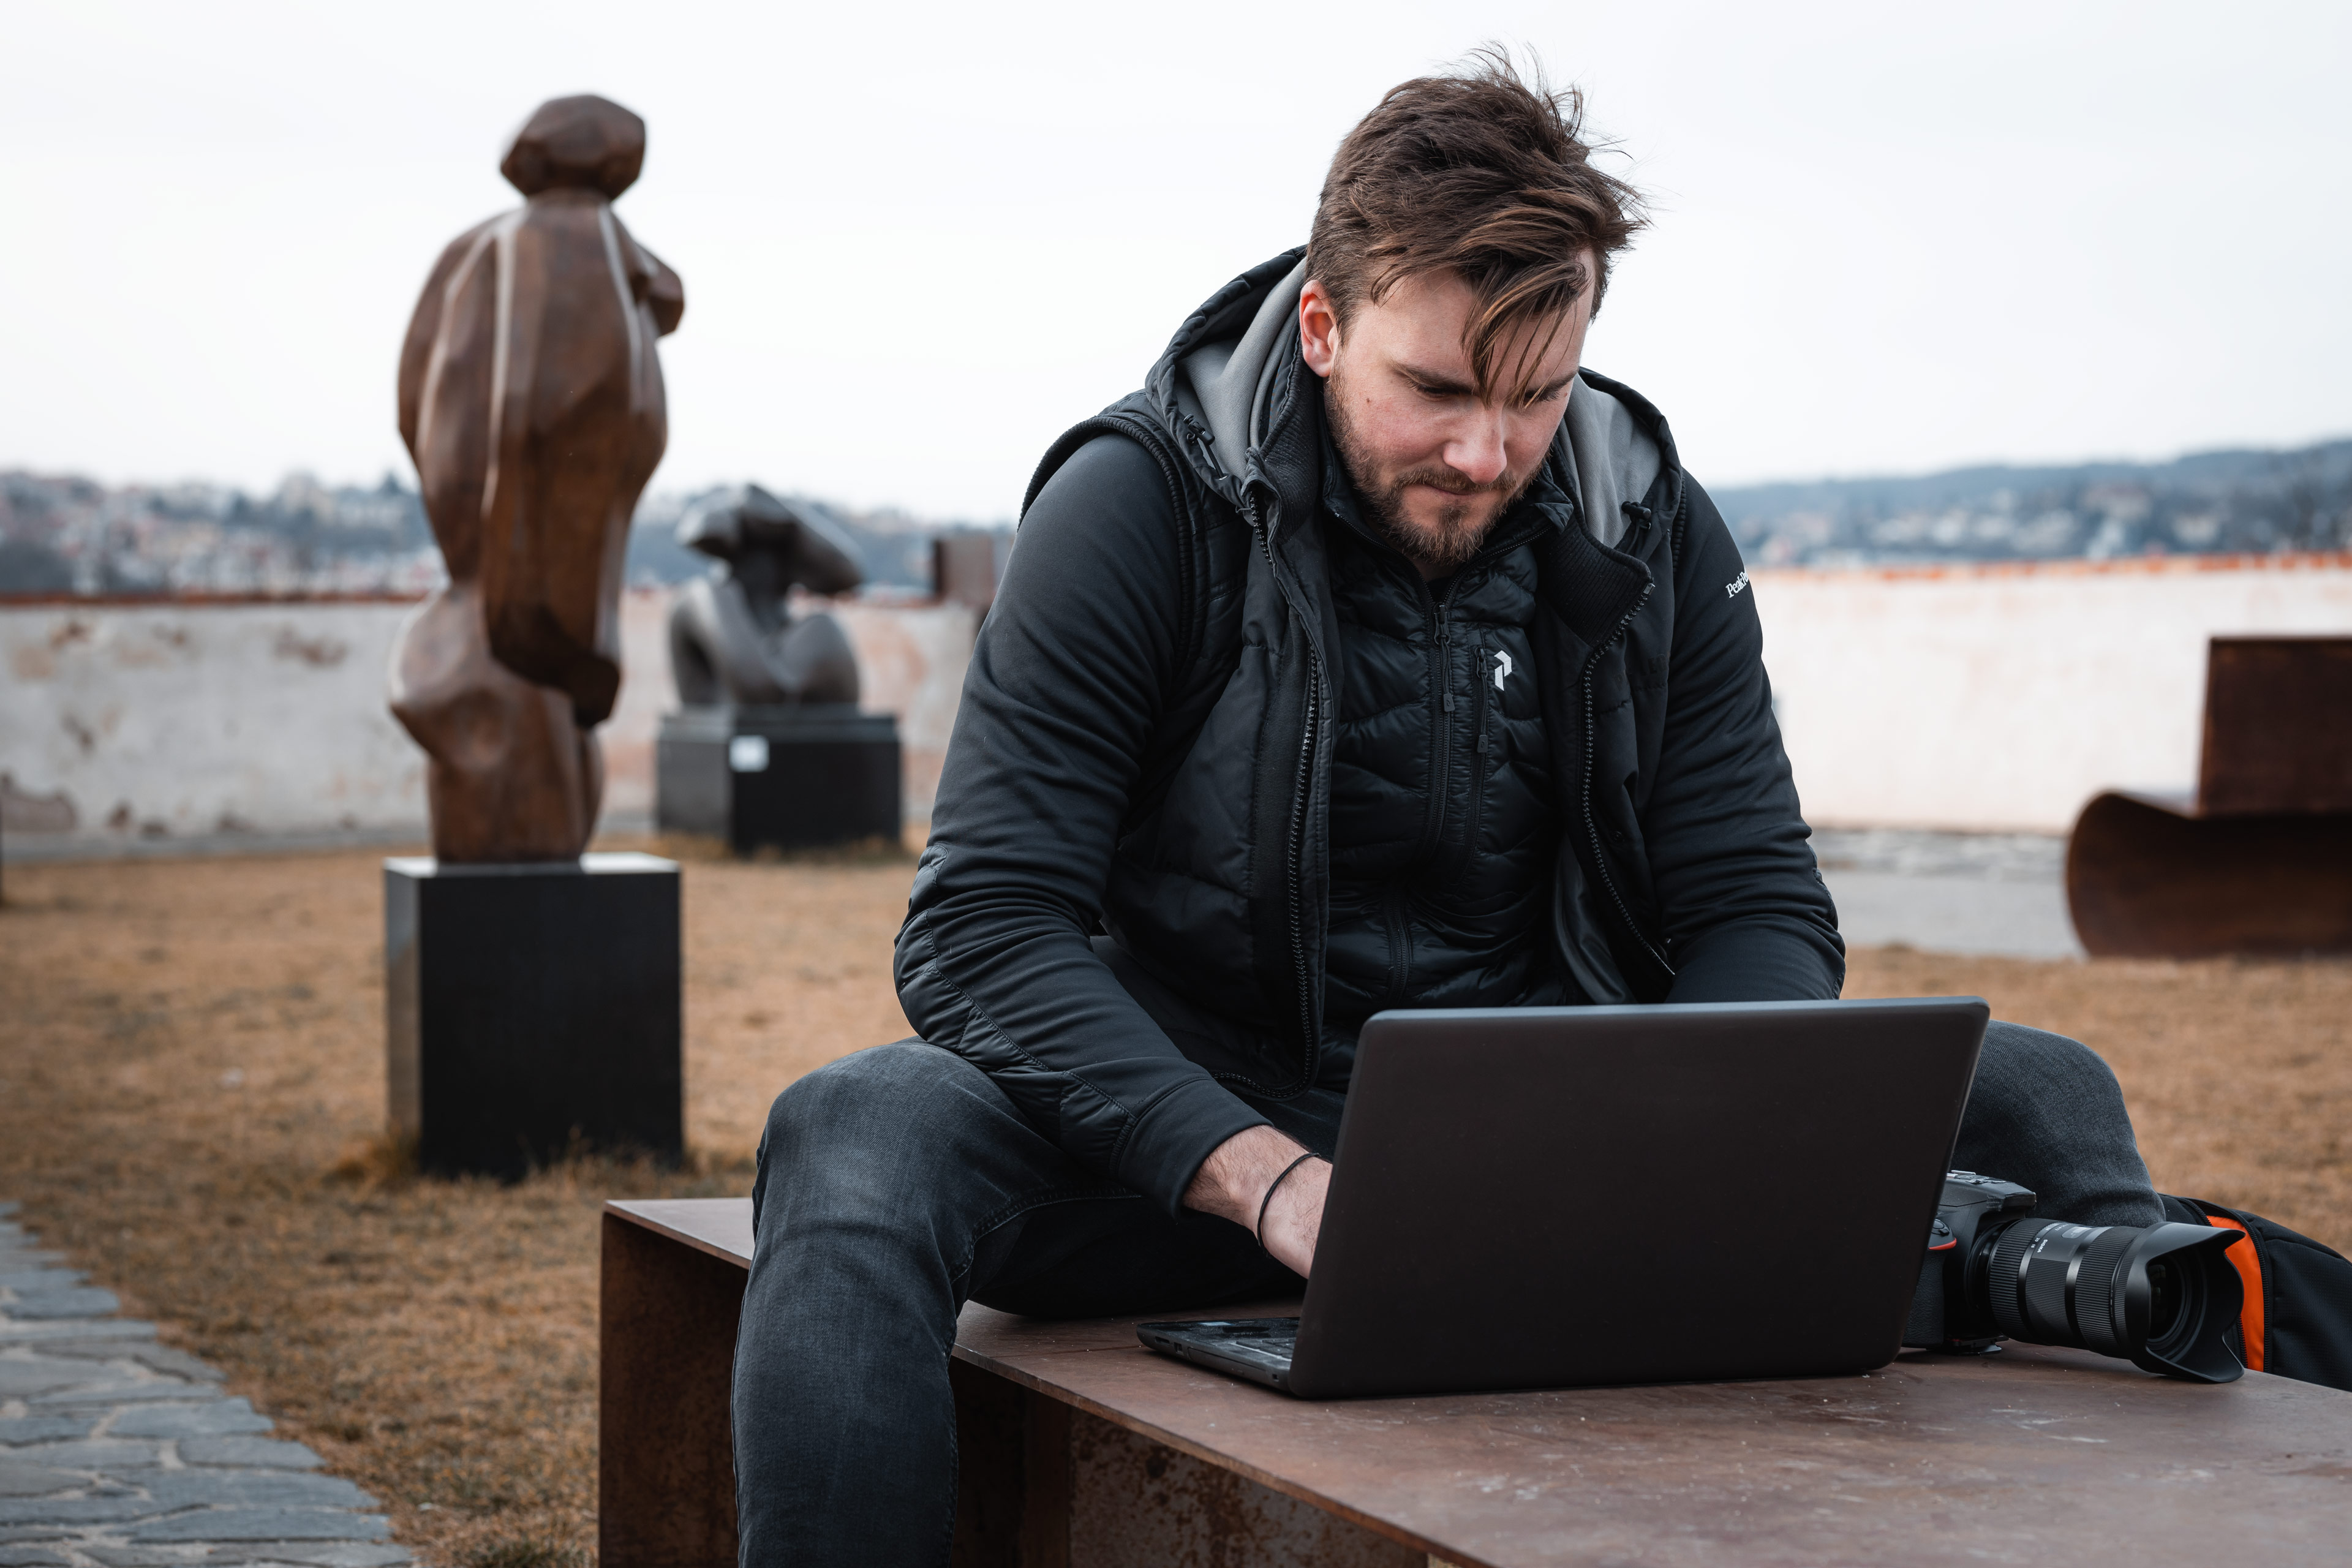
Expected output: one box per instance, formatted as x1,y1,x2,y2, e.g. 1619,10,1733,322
1300,263,1593,577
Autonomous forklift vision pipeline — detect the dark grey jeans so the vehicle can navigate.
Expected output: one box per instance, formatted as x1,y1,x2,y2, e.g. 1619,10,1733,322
729,1019,2158,1566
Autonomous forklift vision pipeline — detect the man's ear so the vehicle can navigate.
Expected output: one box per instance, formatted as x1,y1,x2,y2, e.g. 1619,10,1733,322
1298,279,1341,380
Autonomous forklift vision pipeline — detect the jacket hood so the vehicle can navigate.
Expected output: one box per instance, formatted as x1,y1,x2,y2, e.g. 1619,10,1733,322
1145,247,1672,548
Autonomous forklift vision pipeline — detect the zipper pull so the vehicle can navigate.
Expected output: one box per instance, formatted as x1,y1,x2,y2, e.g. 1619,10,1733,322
1436,609,1455,710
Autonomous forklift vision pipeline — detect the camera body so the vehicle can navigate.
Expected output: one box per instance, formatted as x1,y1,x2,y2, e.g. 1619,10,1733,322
1904,1170,2037,1352
1904,1170,2245,1383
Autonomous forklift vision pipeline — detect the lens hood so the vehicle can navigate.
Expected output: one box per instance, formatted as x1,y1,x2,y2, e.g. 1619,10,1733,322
2118,1222,2245,1383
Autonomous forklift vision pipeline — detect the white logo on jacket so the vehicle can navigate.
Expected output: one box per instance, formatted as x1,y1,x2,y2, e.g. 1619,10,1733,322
1492,650,1514,690
1725,570,1751,600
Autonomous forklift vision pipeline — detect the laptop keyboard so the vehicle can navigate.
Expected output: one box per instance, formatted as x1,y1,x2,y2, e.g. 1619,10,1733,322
1147,1317,1300,1370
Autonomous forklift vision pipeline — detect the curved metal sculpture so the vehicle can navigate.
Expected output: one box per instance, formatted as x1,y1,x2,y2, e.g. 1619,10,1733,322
390,94,682,862
667,486,864,708
2067,636,2352,957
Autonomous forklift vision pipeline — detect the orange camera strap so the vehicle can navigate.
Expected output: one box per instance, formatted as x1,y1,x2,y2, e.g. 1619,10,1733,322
2201,1213,2267,1373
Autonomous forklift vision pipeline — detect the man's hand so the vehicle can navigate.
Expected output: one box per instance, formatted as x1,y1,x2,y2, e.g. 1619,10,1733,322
1182,1125,1329,1278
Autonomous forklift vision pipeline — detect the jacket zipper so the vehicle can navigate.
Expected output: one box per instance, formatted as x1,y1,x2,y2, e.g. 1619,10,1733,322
1287,649,1321,1057
1580,582,1673,981
1468,639,1492,854
1253,517,1324,1082
1415,579,1462,863
1378,578,1468,1006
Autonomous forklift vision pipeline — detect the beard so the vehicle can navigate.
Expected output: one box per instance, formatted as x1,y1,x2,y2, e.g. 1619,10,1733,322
1325,379,1542,573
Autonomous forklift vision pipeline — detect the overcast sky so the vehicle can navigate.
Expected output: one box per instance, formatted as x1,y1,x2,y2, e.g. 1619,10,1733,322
6,0,2348,519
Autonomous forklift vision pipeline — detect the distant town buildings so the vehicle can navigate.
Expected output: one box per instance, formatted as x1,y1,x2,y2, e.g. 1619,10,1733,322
2,438,2346,600
0,472,442,598
0,473,1008,600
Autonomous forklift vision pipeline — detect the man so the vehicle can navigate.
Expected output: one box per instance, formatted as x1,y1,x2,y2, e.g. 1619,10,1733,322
731,57,2162,1564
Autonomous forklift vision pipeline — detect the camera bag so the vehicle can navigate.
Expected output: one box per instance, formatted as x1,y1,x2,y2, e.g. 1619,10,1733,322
2160,1194,2352,1392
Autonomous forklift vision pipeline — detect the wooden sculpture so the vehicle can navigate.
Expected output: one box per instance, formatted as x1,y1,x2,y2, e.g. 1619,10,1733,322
668,486,865,708
390,94,683,862
2067,636,2352,956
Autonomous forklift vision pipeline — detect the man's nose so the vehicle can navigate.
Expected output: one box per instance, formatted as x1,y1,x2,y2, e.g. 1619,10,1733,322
1443,412,1509,488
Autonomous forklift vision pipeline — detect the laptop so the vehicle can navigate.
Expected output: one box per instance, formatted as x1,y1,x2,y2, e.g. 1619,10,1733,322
1139,997,1988,1399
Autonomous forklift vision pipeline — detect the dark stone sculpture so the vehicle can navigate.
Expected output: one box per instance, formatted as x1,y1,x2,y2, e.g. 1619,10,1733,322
655,488,901,851
668,486,864,707
390,94,682,862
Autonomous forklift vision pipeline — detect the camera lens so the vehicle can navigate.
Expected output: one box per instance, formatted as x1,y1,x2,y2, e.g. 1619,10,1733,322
1977,1218,2242,1382
2147,1259,2181,1340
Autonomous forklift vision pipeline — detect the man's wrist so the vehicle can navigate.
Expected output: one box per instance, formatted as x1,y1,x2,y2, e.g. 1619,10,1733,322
1184,1124,1329,1277
1254,1151,1322,1245
1182,1124,1308,1230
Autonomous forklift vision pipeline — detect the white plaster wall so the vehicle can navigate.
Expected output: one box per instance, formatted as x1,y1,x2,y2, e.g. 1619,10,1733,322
1754,554,2352,832
833,599,980,820
0,589,978,847
2,599,426,840
12,556,2342,846
602,589,673,824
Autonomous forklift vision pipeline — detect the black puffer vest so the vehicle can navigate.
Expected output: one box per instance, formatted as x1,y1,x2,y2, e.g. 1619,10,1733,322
1316,434,1565,1030
1020,249,1732,1100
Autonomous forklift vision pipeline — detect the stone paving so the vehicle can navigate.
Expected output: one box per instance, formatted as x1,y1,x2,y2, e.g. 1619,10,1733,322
1812,827,2083,959
0,1204,407,1568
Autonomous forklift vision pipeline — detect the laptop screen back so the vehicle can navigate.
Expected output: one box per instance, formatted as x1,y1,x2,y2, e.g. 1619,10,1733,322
1287,998,1988,1399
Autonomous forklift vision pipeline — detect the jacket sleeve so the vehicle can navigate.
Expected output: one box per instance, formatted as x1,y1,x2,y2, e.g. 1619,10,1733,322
894,434,1271,1213
1646,477,1847,1003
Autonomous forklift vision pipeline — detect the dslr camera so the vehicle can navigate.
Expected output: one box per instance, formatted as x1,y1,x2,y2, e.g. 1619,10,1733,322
1904,1170,2245,1382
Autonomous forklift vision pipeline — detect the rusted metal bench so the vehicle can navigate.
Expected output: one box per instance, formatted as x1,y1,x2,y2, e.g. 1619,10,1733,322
2068,635,2352,957
600,1197,2352,1566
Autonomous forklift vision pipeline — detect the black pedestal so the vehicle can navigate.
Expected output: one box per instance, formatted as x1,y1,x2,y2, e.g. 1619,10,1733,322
385,853,682,1178
657,705,902,852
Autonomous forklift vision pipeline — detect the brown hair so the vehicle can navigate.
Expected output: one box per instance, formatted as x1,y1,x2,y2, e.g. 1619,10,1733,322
1308,51,1645,398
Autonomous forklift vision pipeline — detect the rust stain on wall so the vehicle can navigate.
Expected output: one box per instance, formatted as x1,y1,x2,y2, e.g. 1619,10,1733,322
272,627,352,668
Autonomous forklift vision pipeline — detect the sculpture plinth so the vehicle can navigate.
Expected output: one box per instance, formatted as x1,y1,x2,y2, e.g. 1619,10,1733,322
658,487,902,851
383,94,684,1173
386,854,681,1177
657,705,903,852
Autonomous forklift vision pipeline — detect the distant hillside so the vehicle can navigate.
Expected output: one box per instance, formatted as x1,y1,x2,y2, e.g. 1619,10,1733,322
1710,439,2352,567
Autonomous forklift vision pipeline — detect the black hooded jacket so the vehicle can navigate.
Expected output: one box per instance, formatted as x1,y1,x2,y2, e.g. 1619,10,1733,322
895,251,1845,1214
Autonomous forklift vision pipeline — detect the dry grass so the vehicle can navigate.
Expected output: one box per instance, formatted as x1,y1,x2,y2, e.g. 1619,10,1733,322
0,848,2346,1567
1845,945,2352,1238
0,839,912,1568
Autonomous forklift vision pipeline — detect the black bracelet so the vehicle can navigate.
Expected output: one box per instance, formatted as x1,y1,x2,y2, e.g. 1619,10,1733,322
1256,1152,1323,1251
